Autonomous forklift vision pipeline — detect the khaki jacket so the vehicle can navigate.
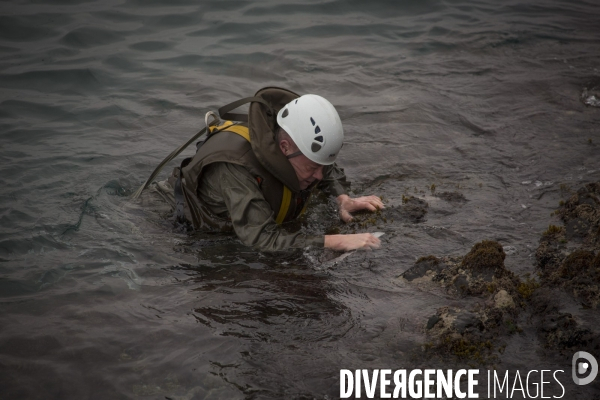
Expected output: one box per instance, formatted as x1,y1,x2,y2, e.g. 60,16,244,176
196,161,347,251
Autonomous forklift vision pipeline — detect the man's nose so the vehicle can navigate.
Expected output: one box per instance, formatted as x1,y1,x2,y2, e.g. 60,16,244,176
313,166,324,181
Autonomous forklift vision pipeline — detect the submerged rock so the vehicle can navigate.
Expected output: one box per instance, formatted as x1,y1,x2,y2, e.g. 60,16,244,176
436,191,467,203
535,226,567,278
525,182,600,354
527,287,600,353
426,315,441,330
557,249,597,280
555,182,600,243
335,195,429,234
401,255,446,282
422,306,499,366
540,313,600,351
399,195,428,222
536,181,600,307
453,311,483,334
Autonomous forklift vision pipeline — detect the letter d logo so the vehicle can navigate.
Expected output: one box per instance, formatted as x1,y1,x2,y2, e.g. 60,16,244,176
572,351,598,385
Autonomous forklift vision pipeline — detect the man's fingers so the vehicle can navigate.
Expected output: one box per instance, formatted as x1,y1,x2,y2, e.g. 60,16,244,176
354,201,382,212
338,195,385,222
366,196,385,209
359,234,381,250
325,233,383,251
356,196,385,210
364,203,377,212
340,209,353,223
369,235,381,249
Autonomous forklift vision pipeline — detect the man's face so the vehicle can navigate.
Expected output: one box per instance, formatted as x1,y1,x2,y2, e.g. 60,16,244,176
288,153,324,190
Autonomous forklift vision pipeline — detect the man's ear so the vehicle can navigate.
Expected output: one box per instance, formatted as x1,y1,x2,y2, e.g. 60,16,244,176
279,139,290,155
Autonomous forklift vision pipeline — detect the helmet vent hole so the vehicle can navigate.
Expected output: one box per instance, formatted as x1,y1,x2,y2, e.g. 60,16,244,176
310,117,315,126
314,126,321,134
314,135,323,142
311,143,322,152
295,100,298,104
281,108,289,118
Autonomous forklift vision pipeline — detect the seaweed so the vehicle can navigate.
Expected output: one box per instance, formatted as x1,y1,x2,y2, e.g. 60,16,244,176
461,240,506,274
543,225,563,236
516,276,540,300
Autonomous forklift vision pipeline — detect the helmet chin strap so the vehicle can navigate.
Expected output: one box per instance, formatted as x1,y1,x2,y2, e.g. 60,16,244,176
286,150,303,159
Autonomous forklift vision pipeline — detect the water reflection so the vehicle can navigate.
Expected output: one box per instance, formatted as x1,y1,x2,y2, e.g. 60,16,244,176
175,255,354,344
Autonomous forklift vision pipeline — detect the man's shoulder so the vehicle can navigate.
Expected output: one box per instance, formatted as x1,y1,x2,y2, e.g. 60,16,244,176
202,162,258,186
204,161,252,175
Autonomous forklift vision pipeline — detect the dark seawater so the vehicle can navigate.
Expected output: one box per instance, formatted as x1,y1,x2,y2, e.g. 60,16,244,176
1,0,599,398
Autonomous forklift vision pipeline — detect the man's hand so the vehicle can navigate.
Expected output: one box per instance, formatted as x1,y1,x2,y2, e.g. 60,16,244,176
324,233,381,251
336,194,385,223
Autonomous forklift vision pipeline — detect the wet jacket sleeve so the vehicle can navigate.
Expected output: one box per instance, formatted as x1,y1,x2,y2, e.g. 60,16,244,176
317,163,350,198
199,162,324,252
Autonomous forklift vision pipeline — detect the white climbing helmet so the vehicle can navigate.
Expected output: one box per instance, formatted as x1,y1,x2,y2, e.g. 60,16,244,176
276,94,344,165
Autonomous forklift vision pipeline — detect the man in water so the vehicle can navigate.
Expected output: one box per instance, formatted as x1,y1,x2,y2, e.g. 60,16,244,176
171,88,383,252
